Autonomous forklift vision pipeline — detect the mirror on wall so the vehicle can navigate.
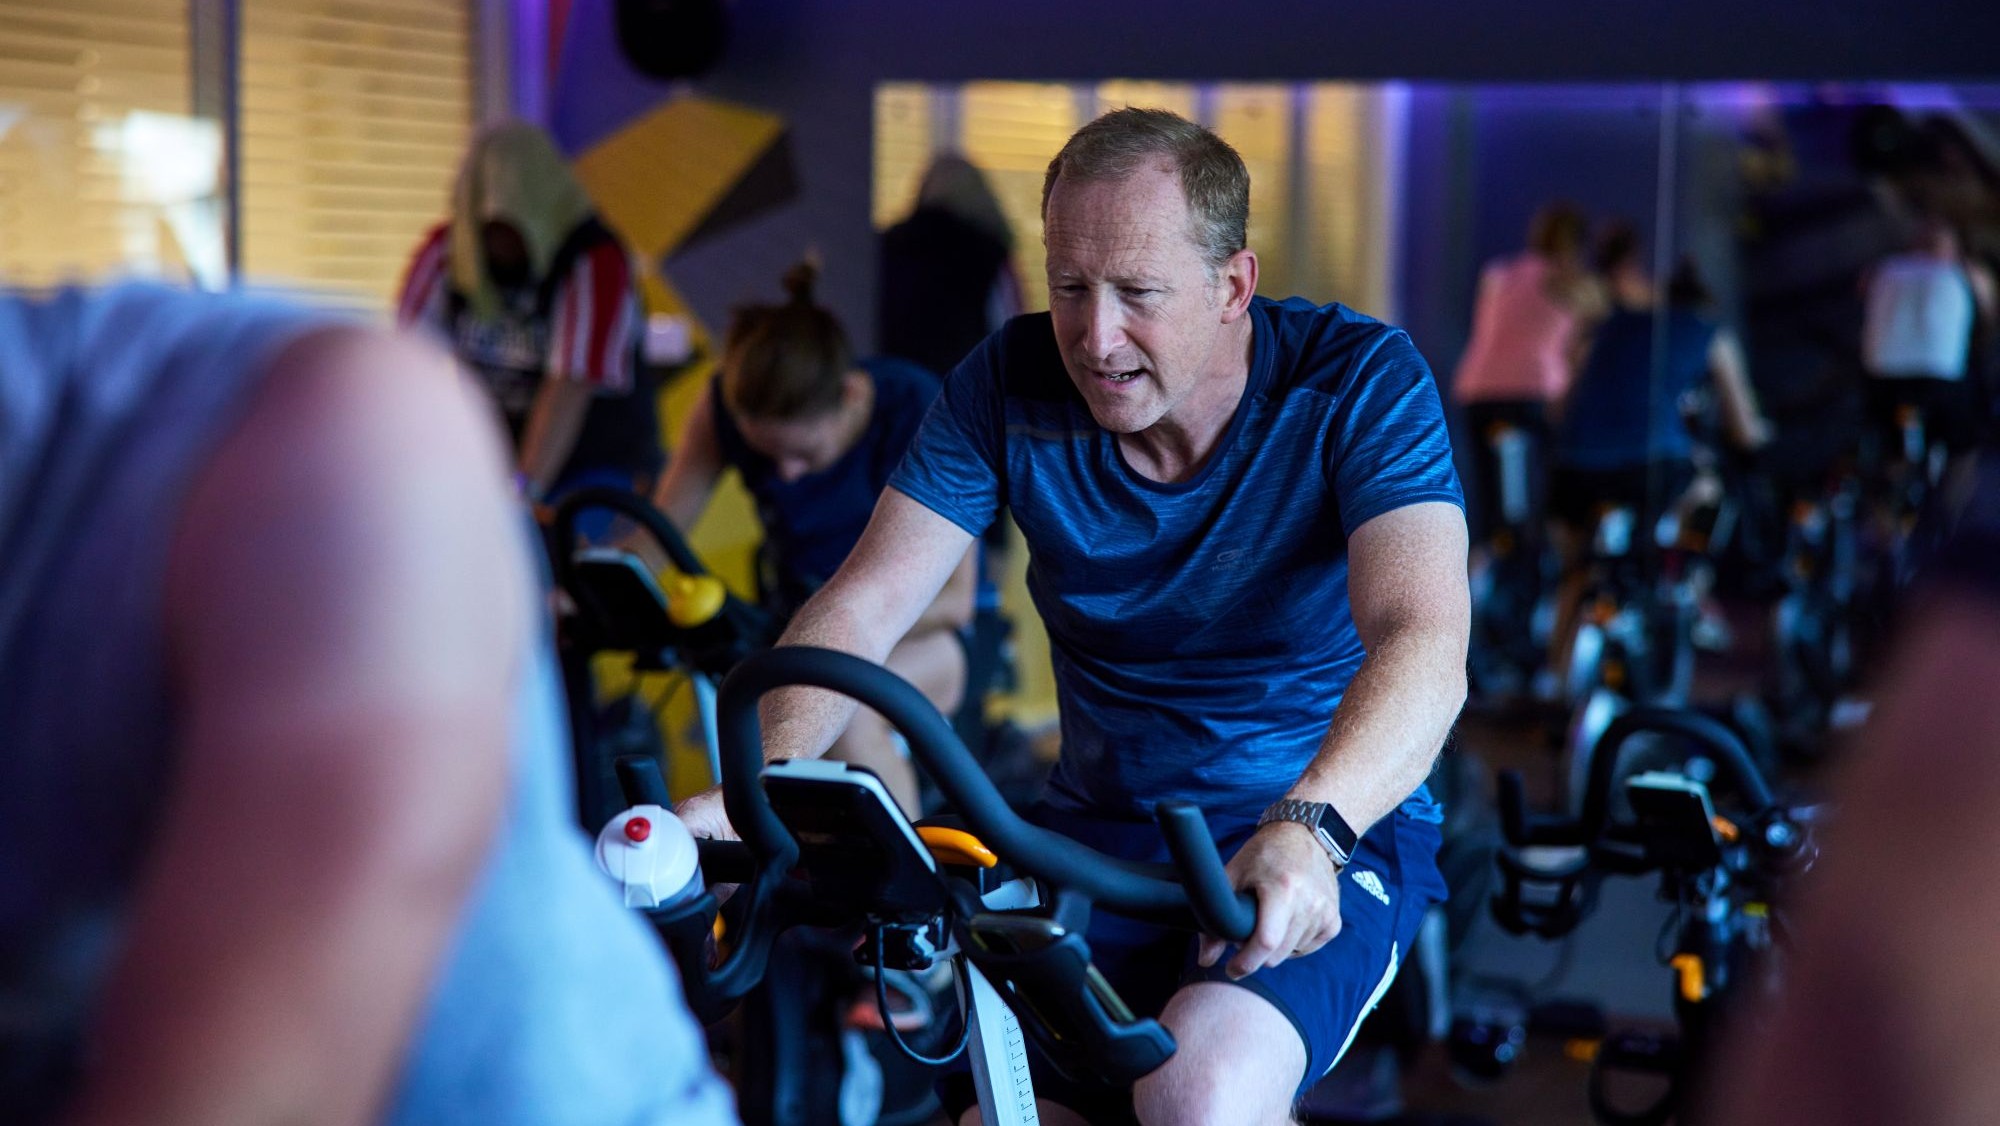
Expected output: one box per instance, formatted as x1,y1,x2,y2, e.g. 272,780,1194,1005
873,78,2000,750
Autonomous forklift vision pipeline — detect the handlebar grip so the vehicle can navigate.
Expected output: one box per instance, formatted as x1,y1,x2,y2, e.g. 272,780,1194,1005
1155,802,1256,942
615,755,674,809
695,839,757,884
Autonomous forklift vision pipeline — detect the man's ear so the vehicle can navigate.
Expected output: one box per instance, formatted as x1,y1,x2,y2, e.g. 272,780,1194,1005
1219,248,1260,324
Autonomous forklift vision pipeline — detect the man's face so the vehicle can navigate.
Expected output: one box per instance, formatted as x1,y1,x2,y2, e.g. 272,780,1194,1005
1043,163,1233,436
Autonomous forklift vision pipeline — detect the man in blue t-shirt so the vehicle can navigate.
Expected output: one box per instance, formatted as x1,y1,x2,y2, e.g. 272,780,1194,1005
678,108,1468,1125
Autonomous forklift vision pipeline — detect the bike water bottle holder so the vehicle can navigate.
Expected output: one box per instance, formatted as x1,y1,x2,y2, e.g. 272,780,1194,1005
645,889,733,1025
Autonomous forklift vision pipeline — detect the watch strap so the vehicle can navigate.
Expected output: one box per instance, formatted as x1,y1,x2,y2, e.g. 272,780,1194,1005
1258,799,1356,869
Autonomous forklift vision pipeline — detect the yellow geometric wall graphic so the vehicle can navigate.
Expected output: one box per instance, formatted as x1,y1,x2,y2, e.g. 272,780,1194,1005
573,97,788,267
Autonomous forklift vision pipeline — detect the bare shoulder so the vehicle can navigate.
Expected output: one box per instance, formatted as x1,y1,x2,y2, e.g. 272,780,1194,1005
166,323,531,741
237,325,510,492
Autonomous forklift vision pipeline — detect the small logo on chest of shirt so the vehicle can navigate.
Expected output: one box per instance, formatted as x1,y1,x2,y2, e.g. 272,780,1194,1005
1351,869,1390,907
1212,547,1250,570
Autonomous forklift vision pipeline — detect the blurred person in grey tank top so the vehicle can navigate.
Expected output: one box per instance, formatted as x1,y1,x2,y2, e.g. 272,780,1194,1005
0,284,735,1126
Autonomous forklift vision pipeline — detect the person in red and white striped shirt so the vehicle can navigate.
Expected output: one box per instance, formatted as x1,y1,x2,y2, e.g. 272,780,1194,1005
398,122,659,507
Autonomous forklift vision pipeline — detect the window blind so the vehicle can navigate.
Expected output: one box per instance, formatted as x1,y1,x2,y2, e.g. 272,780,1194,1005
239,0,471,309
0,0,196,287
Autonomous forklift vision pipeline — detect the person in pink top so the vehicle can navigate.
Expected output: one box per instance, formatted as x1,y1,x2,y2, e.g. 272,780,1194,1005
1453,202,1606,553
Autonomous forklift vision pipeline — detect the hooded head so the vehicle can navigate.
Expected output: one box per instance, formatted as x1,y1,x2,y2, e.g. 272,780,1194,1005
915,154,1013,251
447,121,597,320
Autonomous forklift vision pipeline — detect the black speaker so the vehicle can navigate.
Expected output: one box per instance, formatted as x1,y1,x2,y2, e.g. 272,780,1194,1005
615,0,728,80
1848,104,1926,177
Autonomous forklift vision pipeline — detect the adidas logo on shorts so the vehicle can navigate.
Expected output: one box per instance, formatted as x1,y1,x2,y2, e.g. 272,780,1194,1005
1351,869,1390,906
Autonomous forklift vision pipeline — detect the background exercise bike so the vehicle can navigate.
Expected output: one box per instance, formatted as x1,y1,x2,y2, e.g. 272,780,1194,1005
1491,707,1818,1126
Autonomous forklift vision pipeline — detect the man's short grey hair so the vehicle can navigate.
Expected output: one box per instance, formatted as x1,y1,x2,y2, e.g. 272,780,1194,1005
1040,107,1250,271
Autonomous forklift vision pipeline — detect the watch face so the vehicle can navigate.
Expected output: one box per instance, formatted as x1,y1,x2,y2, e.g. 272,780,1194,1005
1312,803,1359,855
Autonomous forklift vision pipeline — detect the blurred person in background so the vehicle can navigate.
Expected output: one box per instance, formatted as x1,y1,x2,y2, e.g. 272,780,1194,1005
1452,201,1605,554
0,284,735,1126
1859,216,1997,465
877,154,1028,595
398,121,661,515
1453,202,1604,694
1550,223,1769,536
649,260,977,816
877,154,1024,379
1543,228,1769,680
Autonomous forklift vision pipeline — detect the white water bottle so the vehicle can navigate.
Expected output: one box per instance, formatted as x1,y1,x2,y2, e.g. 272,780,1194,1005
595,805,704,911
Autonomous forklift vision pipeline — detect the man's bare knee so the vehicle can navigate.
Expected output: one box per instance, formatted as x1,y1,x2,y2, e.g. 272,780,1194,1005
1133,983,1304,1126
1134,1063,1298,1126
887,627,967,715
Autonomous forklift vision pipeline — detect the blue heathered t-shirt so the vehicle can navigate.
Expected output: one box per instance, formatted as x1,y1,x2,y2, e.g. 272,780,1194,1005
715,354,942,597
1556,305,1718,471
889,297,1463,822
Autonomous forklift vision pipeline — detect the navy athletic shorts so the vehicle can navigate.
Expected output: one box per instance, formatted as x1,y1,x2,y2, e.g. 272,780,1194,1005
941,803,1446,1122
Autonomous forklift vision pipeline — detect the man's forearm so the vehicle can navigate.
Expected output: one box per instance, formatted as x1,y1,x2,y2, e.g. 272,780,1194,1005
1285,624,1467,835
756,587,909,763
735,490,982,774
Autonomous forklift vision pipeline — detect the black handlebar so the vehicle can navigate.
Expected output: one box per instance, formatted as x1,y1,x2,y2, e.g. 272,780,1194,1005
615,755,673,808
715,647,1257,940
549,486,710,578
1493,705,1802,940
1502,706,1779,851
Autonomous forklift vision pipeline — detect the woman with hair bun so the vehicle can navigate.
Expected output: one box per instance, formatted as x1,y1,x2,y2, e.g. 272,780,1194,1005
650,260,974,814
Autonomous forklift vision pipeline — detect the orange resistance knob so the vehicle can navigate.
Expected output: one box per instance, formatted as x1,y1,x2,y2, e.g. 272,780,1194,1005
1671,954,1709,1003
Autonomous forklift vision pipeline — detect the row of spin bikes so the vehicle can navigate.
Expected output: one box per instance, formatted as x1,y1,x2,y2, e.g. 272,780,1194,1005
534,428,1958,1124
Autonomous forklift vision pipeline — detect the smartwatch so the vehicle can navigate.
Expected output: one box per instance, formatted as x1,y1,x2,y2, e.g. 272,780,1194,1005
1258,799,1358,870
